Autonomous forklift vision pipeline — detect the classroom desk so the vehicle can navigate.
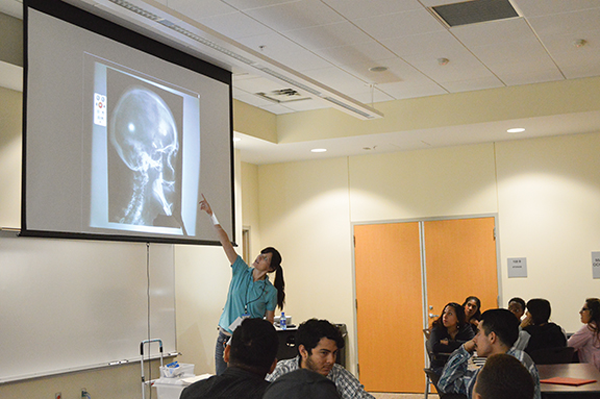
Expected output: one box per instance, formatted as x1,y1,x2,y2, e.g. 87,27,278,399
538,363,600,398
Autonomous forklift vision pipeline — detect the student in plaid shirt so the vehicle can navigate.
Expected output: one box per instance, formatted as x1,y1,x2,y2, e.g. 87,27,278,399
267,319,374,399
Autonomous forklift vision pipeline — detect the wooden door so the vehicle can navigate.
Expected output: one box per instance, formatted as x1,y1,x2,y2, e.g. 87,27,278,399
424,218,498,327
354,217,499,393
354,222,424,392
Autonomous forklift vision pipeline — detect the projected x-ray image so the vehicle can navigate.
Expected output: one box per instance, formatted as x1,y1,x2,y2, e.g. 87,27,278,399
109,86,181,229
87,55,201,238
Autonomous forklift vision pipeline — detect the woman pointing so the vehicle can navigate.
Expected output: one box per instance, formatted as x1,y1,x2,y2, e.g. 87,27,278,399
200,194,285,375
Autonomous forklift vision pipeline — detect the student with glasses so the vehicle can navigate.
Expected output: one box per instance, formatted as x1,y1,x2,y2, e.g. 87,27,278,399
568,298,600,370
200,195,286,375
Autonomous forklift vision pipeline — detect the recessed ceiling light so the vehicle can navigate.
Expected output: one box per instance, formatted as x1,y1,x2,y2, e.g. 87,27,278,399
507,128,525,133
311,148,327,153
369,66,388,73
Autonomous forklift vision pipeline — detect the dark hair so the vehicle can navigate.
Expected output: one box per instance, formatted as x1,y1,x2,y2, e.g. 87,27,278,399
229,318,278,376
262,247,285,309
508,297,526,312
462,296,482,321
479,309,520,347
432,302,468,330
296,319,345,355
475,353,534,399
585,298,600,343
526,298,551,325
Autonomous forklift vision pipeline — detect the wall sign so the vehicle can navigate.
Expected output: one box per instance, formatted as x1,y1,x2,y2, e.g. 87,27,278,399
508,257,528,278
593,252,600,279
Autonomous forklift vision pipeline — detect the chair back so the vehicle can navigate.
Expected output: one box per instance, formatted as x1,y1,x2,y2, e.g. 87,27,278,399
528,346,575,365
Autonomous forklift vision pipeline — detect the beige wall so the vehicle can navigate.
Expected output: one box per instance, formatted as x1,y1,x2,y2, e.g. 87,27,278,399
249,132,600,376
0,86,21,229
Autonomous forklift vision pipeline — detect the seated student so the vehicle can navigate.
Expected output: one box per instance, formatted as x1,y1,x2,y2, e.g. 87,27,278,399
437,309,540,399
428,302,474,374
180,318,278,399
473,353,534,399
263,369,341,399
568,298,600,370
517,298,566,354
267,318,374,399
463,296,482,334
508,297,526,321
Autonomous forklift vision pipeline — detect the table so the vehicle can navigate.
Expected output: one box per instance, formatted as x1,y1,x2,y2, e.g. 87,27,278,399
538,363,600,398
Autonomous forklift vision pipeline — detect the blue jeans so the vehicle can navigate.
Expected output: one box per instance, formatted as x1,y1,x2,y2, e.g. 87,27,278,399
215,330,230,375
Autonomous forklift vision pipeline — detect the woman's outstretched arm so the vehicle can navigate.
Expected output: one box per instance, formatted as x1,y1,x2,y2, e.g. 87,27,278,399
199,194,238,265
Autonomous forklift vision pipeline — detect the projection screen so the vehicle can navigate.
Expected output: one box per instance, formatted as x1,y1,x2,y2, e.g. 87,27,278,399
22,0,235,245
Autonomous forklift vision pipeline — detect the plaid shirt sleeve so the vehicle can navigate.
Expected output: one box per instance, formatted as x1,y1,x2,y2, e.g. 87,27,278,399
437,345,475,397
507,348,541,399
328,364,375,399
265,356,300,382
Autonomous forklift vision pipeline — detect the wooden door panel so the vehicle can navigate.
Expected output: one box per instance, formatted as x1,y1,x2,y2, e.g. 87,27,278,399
424,218,498,326
354,223,424,392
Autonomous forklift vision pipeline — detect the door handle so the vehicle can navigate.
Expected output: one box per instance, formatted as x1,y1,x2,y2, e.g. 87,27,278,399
429,313,439,318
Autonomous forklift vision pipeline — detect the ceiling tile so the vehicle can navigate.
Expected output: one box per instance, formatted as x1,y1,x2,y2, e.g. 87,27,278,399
167,0,237,19
260,103,295,114
512,0,600,17
313,41,397,67
302,66,369,93
243,0,345,32
282,21,373,51
277,98,329,111
336,57,419,85
233,75,289,93
221,0,298,11
268,47,333,72
527,8,600,38
381,30,468,57
540,28,600,55
470,39,559,75
376,80,447,100
440,76,504,93
237,31,305,54
352,8,446,41
320,0,423,20
198,11,273,38
347,87,394,104
403,47,495,83
496,69,565,86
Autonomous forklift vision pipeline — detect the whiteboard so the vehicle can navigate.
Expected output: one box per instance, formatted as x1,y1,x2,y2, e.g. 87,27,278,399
0,232,176,383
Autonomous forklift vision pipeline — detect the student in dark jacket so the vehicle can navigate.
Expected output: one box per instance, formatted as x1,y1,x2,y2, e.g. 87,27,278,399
428,302,475,374
518,298,566,354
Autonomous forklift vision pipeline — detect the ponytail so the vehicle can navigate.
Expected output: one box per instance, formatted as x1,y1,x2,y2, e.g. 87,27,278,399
262,247,285,310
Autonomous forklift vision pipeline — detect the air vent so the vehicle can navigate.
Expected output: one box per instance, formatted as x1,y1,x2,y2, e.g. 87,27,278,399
431,0,519,27
255,88,312,103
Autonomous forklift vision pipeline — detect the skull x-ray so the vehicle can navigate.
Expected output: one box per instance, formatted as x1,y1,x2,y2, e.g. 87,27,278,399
107,70,184,230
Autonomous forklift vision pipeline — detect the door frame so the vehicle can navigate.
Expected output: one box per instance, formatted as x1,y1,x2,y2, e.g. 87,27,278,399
350,213,502,381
